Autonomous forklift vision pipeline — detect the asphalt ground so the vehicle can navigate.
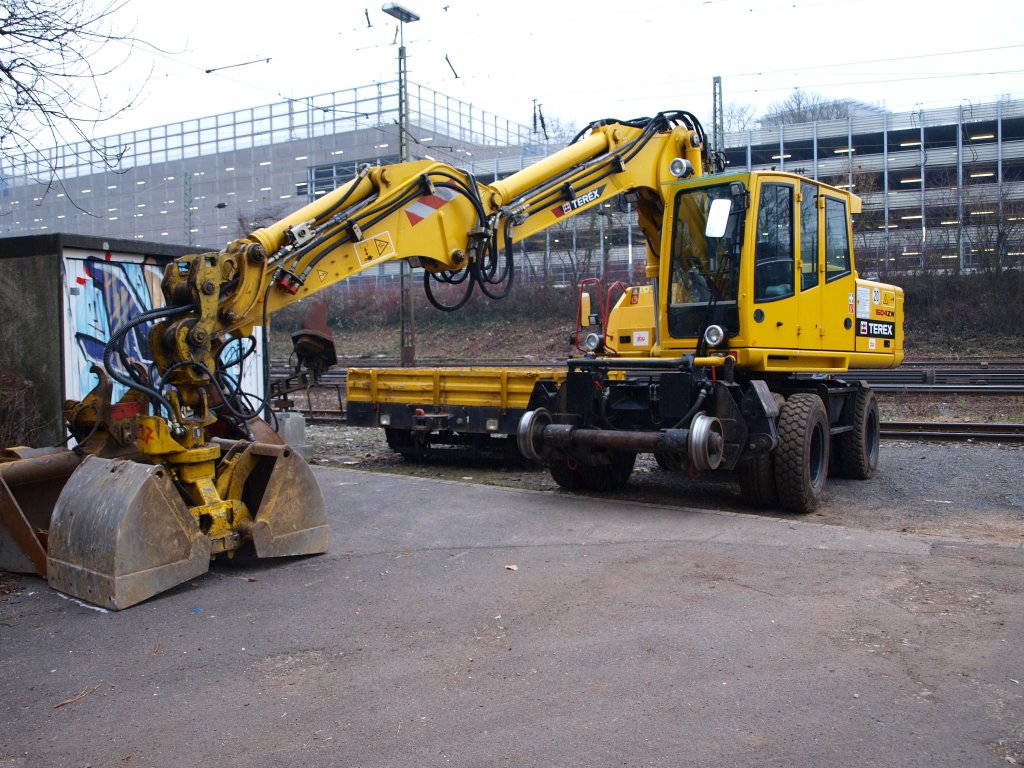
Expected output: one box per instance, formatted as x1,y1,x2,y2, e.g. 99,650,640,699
2,465,1023,767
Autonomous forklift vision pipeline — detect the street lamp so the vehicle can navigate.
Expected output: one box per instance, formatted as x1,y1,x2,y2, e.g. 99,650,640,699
382,2,419,365
382,3,420,164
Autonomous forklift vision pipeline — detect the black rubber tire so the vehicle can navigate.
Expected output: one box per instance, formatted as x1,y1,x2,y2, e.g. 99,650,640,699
773,393,830,513
737,391,785,508
548,458,586,491
549,452,636,492
737,452,778,508
838,387,880,480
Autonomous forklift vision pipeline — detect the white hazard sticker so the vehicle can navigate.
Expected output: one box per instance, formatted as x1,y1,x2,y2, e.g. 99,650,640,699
356,231,396,264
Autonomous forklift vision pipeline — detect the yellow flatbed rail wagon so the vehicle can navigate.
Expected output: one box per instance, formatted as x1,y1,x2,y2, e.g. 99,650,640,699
346,367,567,459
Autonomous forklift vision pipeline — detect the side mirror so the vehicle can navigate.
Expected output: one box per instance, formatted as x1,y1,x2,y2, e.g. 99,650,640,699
706,198,732,239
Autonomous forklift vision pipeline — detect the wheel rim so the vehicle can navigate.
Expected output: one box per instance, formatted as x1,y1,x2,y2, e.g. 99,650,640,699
865,406,879,465
809,421,827,489
688,414,724,472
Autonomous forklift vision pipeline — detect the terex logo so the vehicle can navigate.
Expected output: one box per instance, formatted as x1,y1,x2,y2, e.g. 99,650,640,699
552,185,606,218
858,320,895,338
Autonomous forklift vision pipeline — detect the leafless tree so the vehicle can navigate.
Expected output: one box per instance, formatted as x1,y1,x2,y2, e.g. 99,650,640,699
0,371,47,447
544,205,620,287
759,90,851,128
823,166,891,277
960,189,1024,275
724,101,757,133
539,115,579,146
234,203,292,238
0,0,146,196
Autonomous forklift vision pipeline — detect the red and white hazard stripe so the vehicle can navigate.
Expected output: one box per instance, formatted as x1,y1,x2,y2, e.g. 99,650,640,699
405,186,459,225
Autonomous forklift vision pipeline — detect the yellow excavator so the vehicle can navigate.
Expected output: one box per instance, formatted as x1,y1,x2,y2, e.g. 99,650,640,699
0,110,902,609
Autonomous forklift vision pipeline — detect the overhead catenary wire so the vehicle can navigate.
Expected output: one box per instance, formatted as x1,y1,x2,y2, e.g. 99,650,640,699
92,1,1023,148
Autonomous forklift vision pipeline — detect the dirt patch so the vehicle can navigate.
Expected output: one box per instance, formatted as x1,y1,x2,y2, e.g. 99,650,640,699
877,393,1024,423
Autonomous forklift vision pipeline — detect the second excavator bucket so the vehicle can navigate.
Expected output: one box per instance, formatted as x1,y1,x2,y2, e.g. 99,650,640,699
222,440,329,558
46,455,212,610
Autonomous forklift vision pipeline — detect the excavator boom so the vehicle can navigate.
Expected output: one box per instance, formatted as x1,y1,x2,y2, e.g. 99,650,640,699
2,111,710,608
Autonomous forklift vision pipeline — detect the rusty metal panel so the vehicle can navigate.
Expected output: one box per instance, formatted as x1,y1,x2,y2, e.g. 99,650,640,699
0,448,83,576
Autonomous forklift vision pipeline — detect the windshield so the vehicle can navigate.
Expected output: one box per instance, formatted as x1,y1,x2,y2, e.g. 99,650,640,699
666,183,743,339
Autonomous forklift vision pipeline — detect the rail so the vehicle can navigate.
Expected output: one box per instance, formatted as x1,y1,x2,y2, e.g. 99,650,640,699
271,362,1024,398
880,421,1024,442
296,412,1024,444
269,360,1024,443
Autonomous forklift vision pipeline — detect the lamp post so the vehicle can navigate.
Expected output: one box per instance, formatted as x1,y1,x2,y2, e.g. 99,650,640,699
383,2,419,366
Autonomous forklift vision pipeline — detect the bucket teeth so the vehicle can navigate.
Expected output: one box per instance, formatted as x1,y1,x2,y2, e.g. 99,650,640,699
46,456,211,611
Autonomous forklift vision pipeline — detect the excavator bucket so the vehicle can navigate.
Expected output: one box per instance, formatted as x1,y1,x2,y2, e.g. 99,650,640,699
2,434,325,609
0,448,83,577
225,440,329,558
46,456,212,610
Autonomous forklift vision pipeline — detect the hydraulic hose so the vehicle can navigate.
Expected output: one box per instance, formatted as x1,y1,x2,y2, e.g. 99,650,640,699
103,303,192,418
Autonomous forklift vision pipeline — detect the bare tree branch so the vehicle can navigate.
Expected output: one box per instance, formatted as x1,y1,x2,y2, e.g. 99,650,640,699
0,0,150,207
724,102,757,133
759,90,851,128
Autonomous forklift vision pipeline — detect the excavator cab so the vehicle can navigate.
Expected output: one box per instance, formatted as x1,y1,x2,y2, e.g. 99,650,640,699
655,171,904,371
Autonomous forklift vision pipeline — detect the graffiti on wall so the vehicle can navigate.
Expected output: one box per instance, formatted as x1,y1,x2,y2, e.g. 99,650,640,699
67,254,167,402
65,251,261,408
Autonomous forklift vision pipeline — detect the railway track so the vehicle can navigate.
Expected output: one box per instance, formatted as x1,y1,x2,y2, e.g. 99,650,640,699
271,361,1024,397
880,421,1024,442
291,409,1024,445
271,359,1024,444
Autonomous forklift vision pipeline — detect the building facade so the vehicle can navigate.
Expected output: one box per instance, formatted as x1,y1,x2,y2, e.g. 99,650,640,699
3,87,1021,281
0,82,543,250
723,98,1024,275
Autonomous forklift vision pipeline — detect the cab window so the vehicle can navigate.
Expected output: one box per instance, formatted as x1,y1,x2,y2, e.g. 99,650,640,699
666,183,741,338
754,183,794,302
800,182,819,291
825,197,851,281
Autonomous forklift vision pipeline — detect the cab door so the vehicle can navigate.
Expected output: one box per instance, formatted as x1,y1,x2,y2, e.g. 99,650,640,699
819,193,857,351
795,181,823,349
749,180,799,351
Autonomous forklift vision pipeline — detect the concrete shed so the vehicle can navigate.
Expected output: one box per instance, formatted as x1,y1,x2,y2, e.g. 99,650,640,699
0,233,263,446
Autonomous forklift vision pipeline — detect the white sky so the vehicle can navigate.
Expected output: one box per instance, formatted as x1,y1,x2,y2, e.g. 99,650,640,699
92,0,1024,140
